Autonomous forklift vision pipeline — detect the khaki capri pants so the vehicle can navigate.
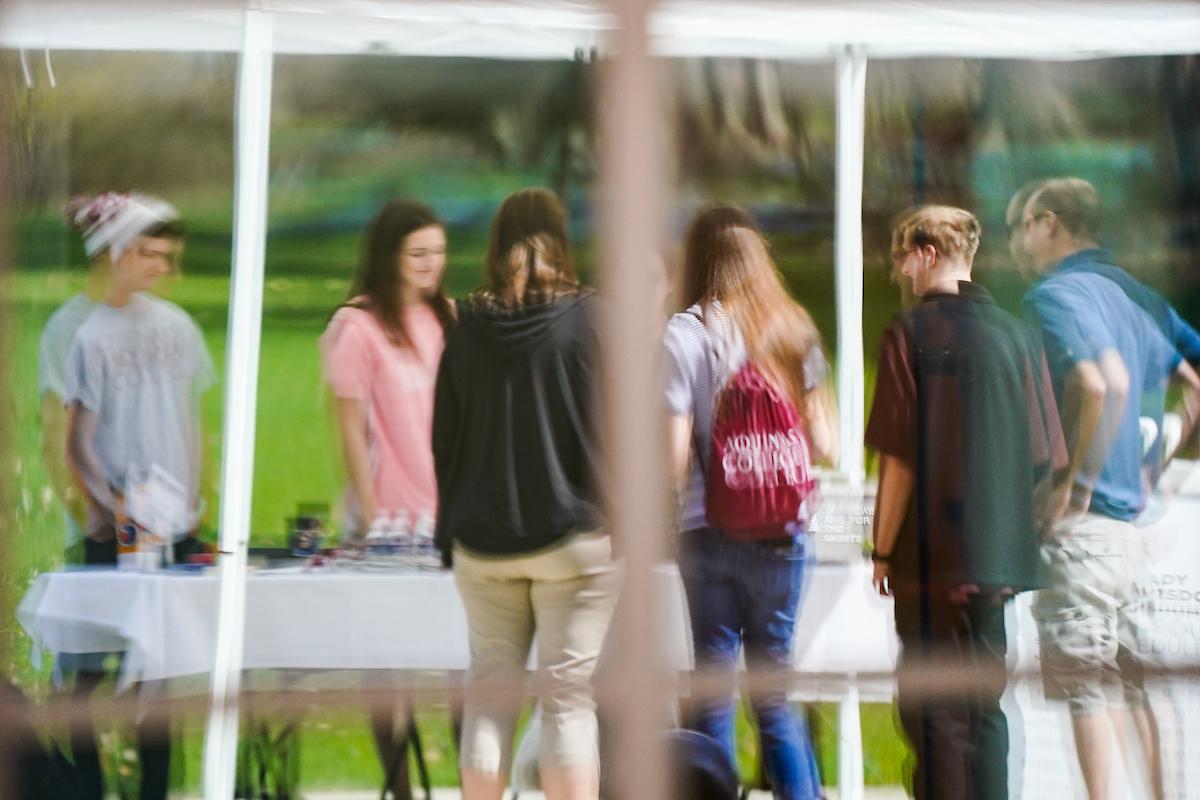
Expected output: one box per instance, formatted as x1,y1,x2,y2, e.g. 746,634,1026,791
453,531,620,777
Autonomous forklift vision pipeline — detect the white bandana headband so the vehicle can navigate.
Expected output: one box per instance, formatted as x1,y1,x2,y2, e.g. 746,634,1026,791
65,192,179,262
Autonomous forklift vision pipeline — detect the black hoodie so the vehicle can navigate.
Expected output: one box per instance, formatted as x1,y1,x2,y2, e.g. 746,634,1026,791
432,291,602,558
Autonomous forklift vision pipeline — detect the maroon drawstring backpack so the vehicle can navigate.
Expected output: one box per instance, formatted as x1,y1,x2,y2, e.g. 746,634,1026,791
705,362,818,541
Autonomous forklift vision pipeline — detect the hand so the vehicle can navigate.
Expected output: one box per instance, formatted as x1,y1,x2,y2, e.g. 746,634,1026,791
872,560,891,597
1041,482,1070,537
360,501,379,529
342,530,368,554
1041,480,1090,540
1068,483,1093,517
85,517,116,543
1040,481,1071,538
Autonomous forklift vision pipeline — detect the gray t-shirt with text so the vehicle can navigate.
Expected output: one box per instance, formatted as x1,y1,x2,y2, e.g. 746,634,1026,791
64,293,215,535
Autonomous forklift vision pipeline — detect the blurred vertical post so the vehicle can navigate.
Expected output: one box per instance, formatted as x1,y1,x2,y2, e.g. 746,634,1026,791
598,0,670,798
0,44,15,800
202,9,273,799
835,44,867,484
834,43,867,800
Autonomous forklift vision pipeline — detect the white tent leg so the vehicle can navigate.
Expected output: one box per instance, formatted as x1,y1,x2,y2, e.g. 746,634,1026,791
834,44,867,485
834,42,868,800
838,684,866,800
202,9,274,799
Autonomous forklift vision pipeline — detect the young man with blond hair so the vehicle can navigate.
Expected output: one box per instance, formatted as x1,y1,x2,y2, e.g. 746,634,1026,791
1018,177,1200,800
868,205,1065,800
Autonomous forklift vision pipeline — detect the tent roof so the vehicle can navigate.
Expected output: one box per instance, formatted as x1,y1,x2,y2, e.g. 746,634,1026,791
2,0,1198,59
655,1,1200,60
0,1,607,58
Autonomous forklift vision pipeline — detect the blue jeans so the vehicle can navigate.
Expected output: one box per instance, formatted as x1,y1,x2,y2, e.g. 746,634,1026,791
678,527,821,800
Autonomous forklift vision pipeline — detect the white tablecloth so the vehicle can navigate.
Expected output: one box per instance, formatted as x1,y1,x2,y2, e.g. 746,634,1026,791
17,560,899,699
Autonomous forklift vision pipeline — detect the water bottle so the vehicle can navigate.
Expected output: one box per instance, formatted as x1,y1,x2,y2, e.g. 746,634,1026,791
141,532,163,572
387,511,412,559
364,513,388,558
412,511,437,566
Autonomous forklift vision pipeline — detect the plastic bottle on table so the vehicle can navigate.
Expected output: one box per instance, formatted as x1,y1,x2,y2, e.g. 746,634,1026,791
160,534,175,570
364,513,388,558
412,511,437,566
142,530,165,572
387,511,412,559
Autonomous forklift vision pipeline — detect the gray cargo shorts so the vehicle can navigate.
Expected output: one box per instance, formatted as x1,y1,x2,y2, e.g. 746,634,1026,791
1033,512,1155,717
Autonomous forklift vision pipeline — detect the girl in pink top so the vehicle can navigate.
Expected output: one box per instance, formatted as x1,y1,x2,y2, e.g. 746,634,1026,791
320,199,455,800
321,199,453,537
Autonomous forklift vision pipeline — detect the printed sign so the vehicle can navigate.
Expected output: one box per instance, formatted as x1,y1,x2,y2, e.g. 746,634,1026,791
808,480,875,563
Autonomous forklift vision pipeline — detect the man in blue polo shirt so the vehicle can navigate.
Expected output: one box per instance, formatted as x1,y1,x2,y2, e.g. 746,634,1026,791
1009,179,1200,488
1018,177,1200,800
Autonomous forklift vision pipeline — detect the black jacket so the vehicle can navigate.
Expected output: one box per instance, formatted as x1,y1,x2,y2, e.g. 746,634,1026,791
433,292,602,558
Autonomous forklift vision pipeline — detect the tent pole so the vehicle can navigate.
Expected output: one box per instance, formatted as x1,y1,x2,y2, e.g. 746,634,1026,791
598,1,672,799
834,42,867,800
834,44,867,487
202,8,273,799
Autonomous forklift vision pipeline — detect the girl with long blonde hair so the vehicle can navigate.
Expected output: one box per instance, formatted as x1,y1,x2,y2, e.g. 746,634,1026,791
663,204,836,800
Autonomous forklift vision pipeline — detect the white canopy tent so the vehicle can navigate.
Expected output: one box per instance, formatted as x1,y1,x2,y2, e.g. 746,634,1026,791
4,2,1198,798
5,1,1200,58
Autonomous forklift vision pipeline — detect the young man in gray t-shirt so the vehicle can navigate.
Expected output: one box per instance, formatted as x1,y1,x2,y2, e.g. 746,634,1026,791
59,192,213,800
65,292,214,542
64,199,214,549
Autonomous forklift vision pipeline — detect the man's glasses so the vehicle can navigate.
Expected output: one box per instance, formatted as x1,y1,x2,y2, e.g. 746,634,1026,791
1008,211,1048,236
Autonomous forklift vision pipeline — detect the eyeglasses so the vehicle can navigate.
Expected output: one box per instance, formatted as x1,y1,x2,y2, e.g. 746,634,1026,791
891,246,920,264
403,248,446,259
1005,211,1051,237
1022,212,1048,232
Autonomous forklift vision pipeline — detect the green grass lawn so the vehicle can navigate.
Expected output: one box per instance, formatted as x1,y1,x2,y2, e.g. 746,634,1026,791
2,265,907,793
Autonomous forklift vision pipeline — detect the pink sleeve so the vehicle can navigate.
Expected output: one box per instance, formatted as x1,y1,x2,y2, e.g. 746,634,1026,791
321,310,373,400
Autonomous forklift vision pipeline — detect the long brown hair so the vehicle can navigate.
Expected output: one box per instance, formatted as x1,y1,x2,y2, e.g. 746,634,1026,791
679,204,823,411
472,188,578,310
344,199,454,347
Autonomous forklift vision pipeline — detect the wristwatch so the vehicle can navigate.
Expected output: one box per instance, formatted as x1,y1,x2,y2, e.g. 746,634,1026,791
870,550,892,563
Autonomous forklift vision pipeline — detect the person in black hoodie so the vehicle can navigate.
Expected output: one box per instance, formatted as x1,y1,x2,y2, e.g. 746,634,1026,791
433,188,618,800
